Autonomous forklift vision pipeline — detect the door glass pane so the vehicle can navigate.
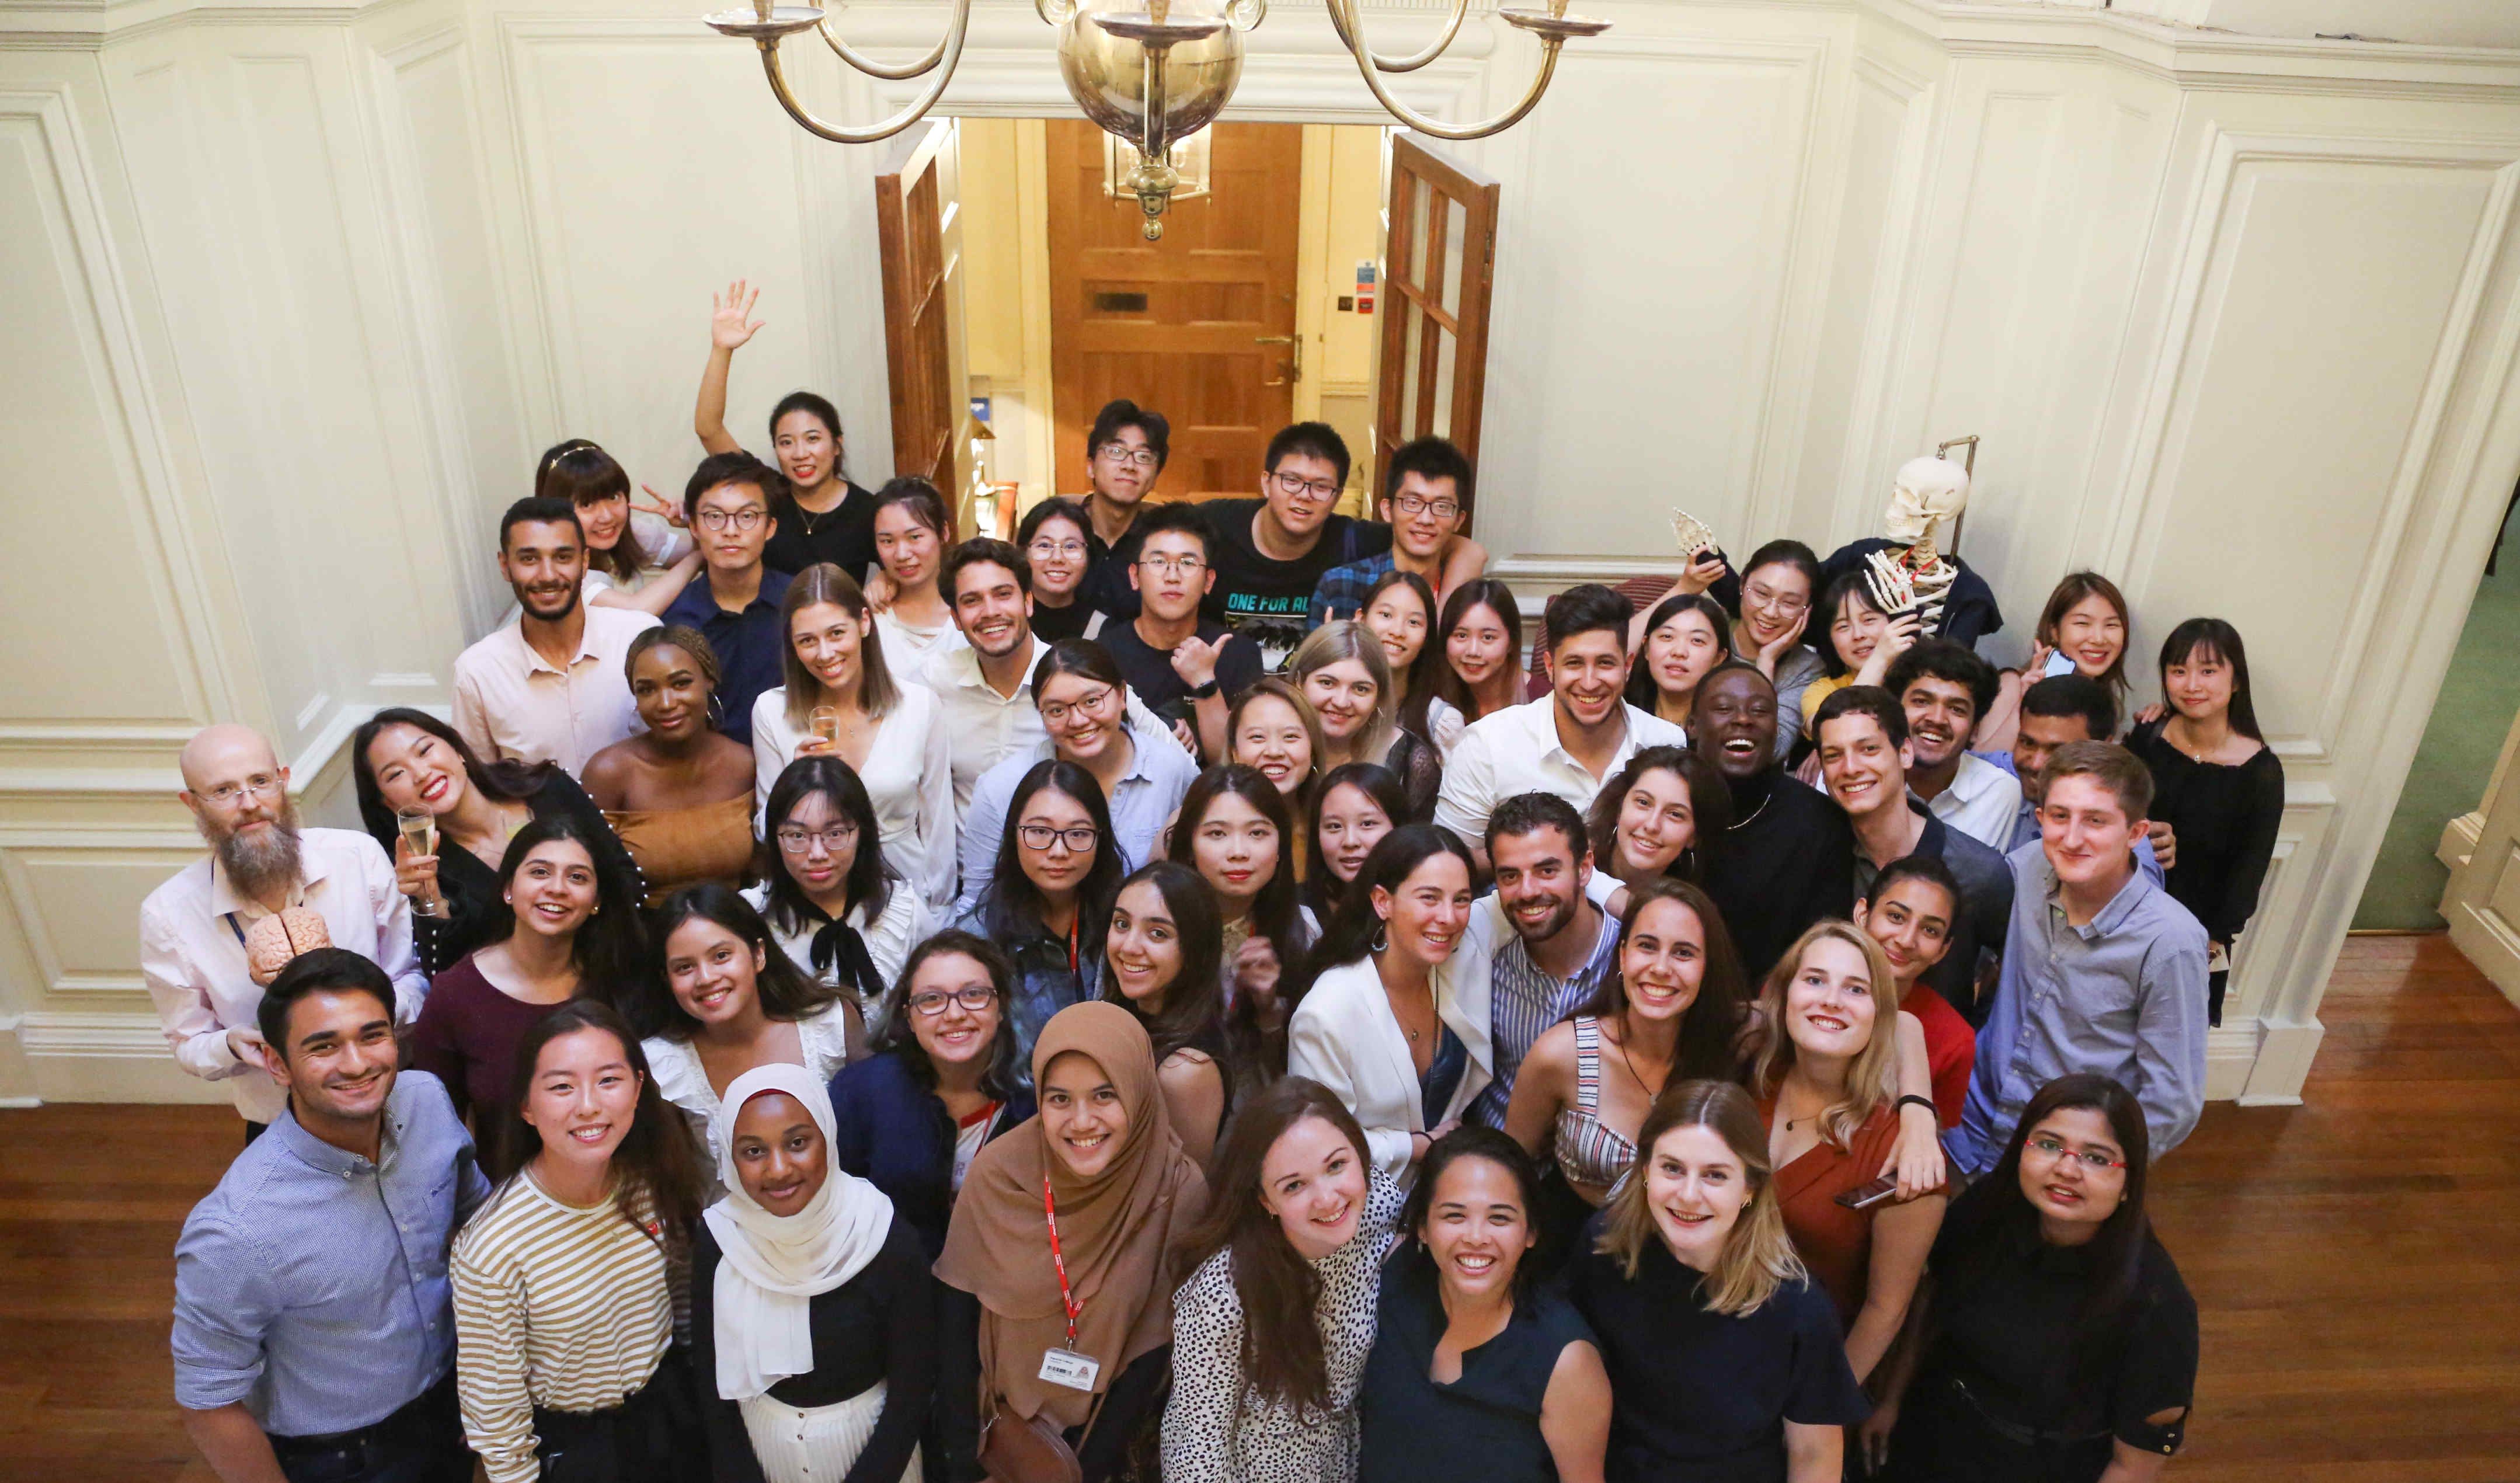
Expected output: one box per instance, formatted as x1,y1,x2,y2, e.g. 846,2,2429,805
1399,300,1425,434
1441,198,1467,316
1408,179,1434,291
1432,326,1457,440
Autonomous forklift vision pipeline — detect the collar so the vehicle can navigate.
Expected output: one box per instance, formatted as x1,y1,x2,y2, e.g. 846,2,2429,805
949,635,1045,698
1533,697,1633,769
510,612,601,677
698,567,788,619
270,1086,403,1179
206,836,328,918
2039,852,2153,938
1945,752,2006,803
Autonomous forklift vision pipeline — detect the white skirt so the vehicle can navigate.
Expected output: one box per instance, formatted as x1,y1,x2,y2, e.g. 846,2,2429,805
737,1378,920,1483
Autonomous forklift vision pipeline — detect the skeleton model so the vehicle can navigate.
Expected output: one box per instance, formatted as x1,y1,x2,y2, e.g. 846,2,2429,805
1670,509,1720,561
1862,455,1969,634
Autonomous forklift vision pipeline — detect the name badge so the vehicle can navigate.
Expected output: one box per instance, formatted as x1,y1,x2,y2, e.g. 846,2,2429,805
1039,1347,1101,1391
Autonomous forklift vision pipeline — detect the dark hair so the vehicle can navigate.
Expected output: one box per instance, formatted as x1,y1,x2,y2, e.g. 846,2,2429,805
641,884,846,1040
1812,683,1909,751
1363,568,1447,736
1814,569,1889,678
987,759,1123,943
942,536,1032,602
1542,583,1633,655
478,814,649,994
1430,579,1523,723
1403,1126,1546,1296
1584,744,1731,886
768,390,844,458
1576,876,1750,1082
871,930,1027,1103
488,998,706,1233
1623,591,1734,711
2159,618,2262,742
1169,765,1302,952
1381,434,1474,513
258,948,396,1052
1174,1077,1374,1409
1884,637,1999,721
625,624,722,701
1734,539,1822,606
1088,398,1171,470
2038,572,2133,701
756,756,896,937
1014,497,1090,558
1295,824,1475,1008
2021,673,2119,742
684,450,783,523
499,495,582,552
351,707,549,857
1263,421,1351,491
871,476,955,566
1030,638,1129,705
1485,791,1586,863
1305,761,1408,920
1933,1073,2157,1395
1101,861,1227,1066
1862,851,1964,915
2041,740,2155,824
1131,499,1211,558
537,442,647,578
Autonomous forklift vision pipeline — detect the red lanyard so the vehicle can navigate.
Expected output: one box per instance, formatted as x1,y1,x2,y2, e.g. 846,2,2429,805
1066,915,1080,976
1042,1174,1082,1349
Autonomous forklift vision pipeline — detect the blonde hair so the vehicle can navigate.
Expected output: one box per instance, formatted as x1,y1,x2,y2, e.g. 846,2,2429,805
1749,921,1901,1153
1289,620,1397,766
1596,1080,1805,1315
779,563,899,732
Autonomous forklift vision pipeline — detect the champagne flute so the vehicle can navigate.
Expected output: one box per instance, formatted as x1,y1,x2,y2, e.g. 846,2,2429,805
810,706,843,750
396,806,437,861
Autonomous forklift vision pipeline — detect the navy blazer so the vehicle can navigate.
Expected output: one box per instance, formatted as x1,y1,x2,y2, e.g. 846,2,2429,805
827,1049,1033,1261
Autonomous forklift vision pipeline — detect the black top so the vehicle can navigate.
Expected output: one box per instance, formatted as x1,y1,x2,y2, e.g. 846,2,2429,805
691,1213,936,1483
1080,507,1153,621
1852,804,2013,1022
2124,720,2286,944
400,769,643,977
1100,618,1266,725
1817,538,2004,649
663,568,797,749
1886,1227,2195,1483
761,481,878,583
826,1050,1034,1261
1029,598,1105,645
933,1287,1169,1483
1195,498,1393,664
1704,772,1857,981
1359,1250,1596,1483
1566,1229,1867,1483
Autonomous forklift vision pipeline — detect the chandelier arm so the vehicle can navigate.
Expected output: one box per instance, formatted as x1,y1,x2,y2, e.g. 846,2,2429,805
1323,0,1468,74
815,6,951,79
753,0,971,145
1326,0,1562,140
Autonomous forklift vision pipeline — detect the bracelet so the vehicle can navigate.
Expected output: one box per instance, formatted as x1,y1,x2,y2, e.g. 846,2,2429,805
1896,1094,1938,1118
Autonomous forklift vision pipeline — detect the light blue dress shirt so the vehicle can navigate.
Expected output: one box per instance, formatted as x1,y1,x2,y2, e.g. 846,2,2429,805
952,719,1199,915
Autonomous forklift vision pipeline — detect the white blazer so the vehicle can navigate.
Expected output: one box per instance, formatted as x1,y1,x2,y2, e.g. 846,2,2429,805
1286,952,1492,1182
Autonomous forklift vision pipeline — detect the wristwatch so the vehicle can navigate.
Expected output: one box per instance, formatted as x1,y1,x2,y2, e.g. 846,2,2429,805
1186,677,1220,700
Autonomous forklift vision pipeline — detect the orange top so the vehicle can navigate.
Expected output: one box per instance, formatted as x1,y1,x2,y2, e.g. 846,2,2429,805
1757,1098,1914,1325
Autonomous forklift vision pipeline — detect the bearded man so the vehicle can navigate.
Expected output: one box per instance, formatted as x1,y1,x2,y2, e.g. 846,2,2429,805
141,724,423,1136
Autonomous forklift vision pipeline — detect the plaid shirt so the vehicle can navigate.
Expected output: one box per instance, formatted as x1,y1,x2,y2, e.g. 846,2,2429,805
1306,551,1397,630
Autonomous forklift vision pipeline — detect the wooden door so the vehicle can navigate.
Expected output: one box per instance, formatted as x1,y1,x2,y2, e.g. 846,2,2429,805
876,119,963,511
2443,706,2520,1011
1047,120,1303,499
1375,133,1499,515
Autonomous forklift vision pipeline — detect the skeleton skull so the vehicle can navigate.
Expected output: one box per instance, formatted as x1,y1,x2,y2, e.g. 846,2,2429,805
1884,456,1969,546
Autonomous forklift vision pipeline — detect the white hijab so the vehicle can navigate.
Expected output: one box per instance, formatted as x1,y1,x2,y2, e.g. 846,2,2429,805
703,1062,896,1400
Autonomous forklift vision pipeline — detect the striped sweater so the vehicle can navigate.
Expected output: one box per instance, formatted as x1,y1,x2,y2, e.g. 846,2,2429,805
451,1170,681,1483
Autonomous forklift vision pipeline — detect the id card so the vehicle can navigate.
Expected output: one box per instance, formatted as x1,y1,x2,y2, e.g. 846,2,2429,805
1039,1348,1101,1391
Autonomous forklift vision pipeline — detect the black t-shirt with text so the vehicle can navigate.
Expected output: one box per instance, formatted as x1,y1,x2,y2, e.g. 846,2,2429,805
1101,618,1266,726
1196,498,1394,667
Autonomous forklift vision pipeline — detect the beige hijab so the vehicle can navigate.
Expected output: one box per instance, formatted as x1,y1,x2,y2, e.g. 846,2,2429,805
934,1001,1207,1429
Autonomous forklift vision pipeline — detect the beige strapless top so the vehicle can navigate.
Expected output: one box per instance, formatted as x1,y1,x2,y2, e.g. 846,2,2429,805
605,793,754,906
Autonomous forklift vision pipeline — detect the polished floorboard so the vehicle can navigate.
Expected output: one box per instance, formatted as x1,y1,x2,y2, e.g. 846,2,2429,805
2,934,2514,1482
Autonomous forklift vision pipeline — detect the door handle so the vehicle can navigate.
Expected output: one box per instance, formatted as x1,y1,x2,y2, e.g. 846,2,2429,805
1255,334,1301,387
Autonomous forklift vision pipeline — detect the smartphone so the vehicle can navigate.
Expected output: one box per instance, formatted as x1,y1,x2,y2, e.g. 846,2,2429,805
1833,1174,1901,1210
2042,649,2078,679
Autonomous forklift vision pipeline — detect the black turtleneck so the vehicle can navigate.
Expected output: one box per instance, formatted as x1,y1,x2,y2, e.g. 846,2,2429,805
1701,768,1854,981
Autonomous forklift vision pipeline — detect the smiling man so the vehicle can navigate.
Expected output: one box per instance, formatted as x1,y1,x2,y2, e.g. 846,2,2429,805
1433,585,1686,873
921,538,1050,812
1691,661,1855,980
662,451,793,747
1458,793,1619,1130
451,496,660,775
1306,435,1485,627
173,949,488,1483
1951,741,2209,1178
1883,639,2021,852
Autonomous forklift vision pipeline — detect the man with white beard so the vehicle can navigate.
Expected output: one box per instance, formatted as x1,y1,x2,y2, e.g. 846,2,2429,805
141,724,424,1136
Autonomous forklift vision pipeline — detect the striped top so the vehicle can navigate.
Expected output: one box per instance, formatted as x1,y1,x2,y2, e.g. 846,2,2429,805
450,1169,680,1483
1552,1017,1640,1195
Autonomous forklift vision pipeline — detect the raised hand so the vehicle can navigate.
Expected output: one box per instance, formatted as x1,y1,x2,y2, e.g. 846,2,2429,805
1169,632,1224,690
1673,548,1727,597
1854,610,1924,688
711,280,764,351
1230,934,1284,1012
862,569,898,614
393,832,443,914
634,483,688,530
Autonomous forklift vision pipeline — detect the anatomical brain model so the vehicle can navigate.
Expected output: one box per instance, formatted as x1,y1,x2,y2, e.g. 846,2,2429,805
1863,455,1969,633
242,907,333,987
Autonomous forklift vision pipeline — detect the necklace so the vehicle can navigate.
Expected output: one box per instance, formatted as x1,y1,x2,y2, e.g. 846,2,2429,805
1609,1014,1669,1101
1728,790,1771,831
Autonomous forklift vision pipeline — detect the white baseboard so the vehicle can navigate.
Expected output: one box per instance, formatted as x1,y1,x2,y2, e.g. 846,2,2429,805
9,1013,235,1105
2204,1021,2260,1102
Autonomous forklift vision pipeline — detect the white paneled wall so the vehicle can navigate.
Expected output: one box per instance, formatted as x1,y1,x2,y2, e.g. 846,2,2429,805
3,0,2519,1105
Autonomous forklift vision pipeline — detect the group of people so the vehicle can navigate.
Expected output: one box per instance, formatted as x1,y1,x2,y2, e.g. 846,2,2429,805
152,285,2286,1483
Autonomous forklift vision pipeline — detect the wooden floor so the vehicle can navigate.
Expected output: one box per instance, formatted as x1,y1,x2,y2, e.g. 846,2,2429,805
3,935,2515,1482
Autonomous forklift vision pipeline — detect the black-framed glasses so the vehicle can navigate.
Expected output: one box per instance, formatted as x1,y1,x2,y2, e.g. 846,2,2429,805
1097,445,1160,468
1268,470,1341,501
696,507,768,532
1018,823,1101,853
1391,493,1460,520
909,986,998,1016
774,823,859,854
1039,685,1119,727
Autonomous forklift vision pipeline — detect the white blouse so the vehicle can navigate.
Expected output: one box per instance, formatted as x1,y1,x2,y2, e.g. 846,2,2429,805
642,1000,857,1182
740,879,932,1037
872,608,967,673
1285,954,1493,1183
750,683,958,914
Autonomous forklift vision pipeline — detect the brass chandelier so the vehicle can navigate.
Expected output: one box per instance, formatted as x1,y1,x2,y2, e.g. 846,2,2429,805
703,0,1609,238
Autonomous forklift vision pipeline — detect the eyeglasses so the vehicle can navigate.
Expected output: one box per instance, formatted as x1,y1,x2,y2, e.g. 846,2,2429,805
200,775,284,809
909,986,998,1016
1391,493,1460,520
1028,537,1088,562
1137,554,1207,577
1269,470,1341,501
775,823,859,854
2027,1135,2127,1172
1097,446,1160,468
1039,685,1119,727
696,507,768,532
1744,581,1809,618
1018,823,1101,853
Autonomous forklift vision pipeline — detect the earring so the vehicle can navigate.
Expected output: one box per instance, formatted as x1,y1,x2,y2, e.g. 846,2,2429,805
1370,924,1389,954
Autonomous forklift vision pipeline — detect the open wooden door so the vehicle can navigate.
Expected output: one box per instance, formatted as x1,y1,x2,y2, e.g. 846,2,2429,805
875,119,967,514
2442,706,2520,1011
1374,133,1499,514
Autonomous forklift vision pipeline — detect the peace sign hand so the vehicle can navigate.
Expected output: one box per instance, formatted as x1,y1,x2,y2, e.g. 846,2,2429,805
634,483,688,530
